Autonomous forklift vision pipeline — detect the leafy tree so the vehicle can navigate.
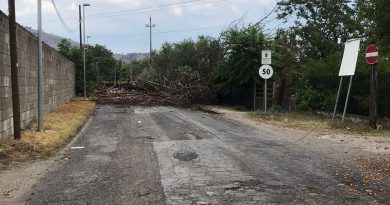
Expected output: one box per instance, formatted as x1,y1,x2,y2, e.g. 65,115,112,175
277,0,363,60
270,29,301,106
58,40,117,96
356,0,390,51
86,44,117,83
212,25,269,95
130,59,150,81
58,39,71,55
150,36,221,86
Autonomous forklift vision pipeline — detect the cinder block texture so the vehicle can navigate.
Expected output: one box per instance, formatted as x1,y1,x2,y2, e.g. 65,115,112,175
0,11,75,139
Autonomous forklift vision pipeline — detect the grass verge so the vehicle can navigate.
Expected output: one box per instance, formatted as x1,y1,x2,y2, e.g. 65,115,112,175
247,110,390,136
0,100,96,172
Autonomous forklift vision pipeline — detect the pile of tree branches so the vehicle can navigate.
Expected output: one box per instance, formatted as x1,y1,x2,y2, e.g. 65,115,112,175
95,80,210,107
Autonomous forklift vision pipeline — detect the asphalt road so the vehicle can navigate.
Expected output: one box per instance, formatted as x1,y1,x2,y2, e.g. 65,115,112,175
24,105,388,204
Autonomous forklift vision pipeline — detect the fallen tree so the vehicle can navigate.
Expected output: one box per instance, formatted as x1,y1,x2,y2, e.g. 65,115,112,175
94,80,210,107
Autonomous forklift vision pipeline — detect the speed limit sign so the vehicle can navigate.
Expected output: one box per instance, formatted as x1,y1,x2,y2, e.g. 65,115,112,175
259,65,273,79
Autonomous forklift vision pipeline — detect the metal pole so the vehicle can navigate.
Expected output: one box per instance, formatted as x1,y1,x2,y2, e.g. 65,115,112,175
146,17,155,68
342,76,353,122
332,77,343,120
264,79,267,112
149,17,152,66
253,81,256,111
83,5,86,98
114,62,117,84
37,0,44,132
369,63,378,129
130,56,133,82
121,52,124,82
79,5,82,50
8,0,21,139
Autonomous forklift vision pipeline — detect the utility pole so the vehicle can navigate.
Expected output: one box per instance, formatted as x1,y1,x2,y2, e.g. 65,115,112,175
130,56,133,82
82,3,90,98
145,17,156,67
79,5,82,50
37,0,44,132
8,0,21,139
121,52,124,83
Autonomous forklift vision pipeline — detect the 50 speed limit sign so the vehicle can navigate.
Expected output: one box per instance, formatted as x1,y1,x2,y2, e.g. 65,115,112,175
259,65,273,79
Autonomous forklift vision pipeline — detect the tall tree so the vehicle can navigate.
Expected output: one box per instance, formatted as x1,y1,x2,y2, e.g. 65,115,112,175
151,36,221,85
356,0,390,50
58,40,117,95
213,25,268,95
271,29,301,106
277,0,362,60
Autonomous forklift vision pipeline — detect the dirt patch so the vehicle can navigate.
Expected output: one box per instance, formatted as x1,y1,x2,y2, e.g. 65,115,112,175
200,106,390,155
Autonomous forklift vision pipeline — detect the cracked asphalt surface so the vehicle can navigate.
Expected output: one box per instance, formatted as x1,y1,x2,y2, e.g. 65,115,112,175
23,105,388,204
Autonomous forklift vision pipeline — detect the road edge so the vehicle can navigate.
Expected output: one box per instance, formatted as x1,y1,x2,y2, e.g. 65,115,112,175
0,110,95,205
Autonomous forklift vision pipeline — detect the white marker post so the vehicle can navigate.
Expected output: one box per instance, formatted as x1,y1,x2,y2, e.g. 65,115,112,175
260,50,272,112
333,39,361,121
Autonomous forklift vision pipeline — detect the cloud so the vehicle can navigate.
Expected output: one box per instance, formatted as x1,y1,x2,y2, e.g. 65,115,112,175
16,0,55,16
68,3,79,12
42,1,55,13
230,4,240,15
6,0,281,53
170,7,183,16
96,0,141,8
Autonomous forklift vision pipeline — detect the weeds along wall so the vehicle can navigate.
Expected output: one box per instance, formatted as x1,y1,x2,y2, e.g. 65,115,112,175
0,11,75,139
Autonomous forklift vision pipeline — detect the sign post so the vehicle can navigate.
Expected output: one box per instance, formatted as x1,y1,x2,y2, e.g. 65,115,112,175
333,39,361,121
365,44,379,129
259,65,273,112
260,50,272,112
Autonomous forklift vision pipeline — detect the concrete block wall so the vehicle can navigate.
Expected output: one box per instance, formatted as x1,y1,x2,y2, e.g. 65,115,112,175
0,11,75,139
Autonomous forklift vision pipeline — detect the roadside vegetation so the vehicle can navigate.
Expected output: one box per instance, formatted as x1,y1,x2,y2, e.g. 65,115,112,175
57,0,389,128
0,100,96,172
248,110,390,137
202,105,389,137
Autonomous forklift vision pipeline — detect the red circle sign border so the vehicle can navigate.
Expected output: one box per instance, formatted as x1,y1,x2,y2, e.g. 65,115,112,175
365,44,379,65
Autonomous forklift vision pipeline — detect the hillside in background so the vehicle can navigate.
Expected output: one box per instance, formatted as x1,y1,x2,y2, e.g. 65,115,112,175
25,27,148,63
24,27,79,50
113,53,148,63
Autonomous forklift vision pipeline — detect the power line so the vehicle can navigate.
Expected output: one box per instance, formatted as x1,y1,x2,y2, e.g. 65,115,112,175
90,0,228,19
89,25,225,39
50,0,77,32
86,0,227,19
24,0,229,24
88,0,201,17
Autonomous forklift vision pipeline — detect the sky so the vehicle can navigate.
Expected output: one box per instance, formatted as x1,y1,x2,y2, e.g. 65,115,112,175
0,0,282,54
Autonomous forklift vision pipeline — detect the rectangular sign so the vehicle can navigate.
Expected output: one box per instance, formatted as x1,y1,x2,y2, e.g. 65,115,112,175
262,50,271,65
339,39,361,76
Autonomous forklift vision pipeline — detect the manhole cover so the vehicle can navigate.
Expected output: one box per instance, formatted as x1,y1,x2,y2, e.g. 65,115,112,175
173,152,198,161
